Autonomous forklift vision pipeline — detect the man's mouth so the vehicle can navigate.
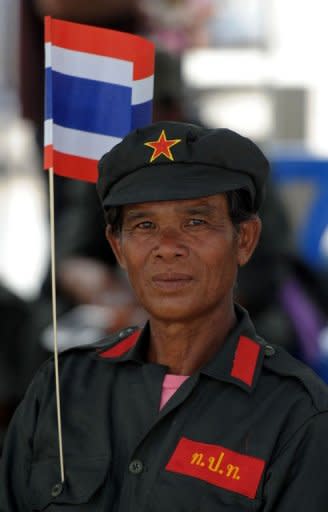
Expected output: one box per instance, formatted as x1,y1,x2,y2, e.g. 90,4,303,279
151,273,193,291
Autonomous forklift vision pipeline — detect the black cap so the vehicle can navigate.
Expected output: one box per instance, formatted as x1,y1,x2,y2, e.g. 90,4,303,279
97,121,270,211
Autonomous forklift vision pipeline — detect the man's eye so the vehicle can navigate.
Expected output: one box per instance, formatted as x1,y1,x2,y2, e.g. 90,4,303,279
187,219,206,226
136,221,155,230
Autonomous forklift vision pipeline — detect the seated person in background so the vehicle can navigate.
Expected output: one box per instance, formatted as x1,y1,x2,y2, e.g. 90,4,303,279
1,121,328,510
0,284,28,454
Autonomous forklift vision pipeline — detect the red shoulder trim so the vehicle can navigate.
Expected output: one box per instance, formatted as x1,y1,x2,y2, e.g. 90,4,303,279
230,336,260,387
99,330,141,358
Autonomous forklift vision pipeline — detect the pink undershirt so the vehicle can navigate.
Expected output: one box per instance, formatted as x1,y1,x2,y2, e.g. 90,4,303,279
159,374,189,410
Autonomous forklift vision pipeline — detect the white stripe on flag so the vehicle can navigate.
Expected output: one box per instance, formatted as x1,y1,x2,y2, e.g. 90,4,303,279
45,43,133,87
45,121,121,160
132,76,154,105
44,118,53,146
45,42,52,68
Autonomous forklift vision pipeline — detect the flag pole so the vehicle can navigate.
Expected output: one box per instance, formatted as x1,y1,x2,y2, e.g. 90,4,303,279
48,167,65,483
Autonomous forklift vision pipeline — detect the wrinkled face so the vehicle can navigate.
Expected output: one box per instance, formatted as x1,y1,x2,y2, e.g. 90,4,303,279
107,194,260,323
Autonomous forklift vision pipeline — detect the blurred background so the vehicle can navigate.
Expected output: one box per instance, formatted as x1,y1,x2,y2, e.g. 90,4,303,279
1,0,328,447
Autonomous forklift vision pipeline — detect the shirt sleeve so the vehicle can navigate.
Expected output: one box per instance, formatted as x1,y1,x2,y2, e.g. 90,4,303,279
261,412,328,511
0,366,45,511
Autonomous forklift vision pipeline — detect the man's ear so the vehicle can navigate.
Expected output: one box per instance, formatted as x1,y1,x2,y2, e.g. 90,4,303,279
105,226,126,270
237,217,262,267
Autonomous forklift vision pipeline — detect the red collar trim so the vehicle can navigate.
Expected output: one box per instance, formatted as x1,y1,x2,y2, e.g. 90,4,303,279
230,336,260,387
99,330,141,358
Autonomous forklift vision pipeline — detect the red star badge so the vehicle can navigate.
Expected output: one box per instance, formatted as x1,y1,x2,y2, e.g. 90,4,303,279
144,129,181,163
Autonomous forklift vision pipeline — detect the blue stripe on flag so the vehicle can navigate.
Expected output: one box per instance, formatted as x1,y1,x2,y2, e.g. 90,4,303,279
131,100,153,130
52,71,132,137
45,67,52,120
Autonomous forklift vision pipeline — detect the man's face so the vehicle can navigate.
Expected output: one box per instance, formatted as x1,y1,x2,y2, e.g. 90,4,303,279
107,194,260,323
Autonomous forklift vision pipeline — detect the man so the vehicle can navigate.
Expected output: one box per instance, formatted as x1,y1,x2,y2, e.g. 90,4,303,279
1,121,328,510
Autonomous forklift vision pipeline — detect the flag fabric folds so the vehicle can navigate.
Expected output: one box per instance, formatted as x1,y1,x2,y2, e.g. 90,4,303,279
44,17,155,182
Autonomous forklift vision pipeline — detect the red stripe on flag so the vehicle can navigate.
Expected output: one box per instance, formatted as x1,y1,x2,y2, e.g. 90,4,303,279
45,150,98,182
231,336,260,387
44,144,53,169
45,16,52,43
99,330,141,358
44,17,154,80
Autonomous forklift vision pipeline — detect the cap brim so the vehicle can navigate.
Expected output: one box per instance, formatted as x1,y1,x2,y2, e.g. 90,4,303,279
102,163,255,208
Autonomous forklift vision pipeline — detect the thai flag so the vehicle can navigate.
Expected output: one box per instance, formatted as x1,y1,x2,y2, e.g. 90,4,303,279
44,17,155,182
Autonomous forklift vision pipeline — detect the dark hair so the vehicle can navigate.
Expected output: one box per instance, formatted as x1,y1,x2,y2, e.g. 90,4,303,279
105,189,257,235
226,189,257,230
105,206,123,234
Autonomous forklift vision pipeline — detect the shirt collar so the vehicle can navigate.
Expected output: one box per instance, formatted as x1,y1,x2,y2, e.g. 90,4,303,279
96,323,150,364
201,305,265,393
96,305,265,393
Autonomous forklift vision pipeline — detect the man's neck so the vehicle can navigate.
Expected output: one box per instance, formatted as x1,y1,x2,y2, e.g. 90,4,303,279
147,304,236,375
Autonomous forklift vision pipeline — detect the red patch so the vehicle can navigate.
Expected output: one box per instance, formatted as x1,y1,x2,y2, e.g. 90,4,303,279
230,336,260,386
99,330,140,358
166,437,265,499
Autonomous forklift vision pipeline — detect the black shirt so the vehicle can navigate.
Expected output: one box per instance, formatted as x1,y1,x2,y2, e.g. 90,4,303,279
1,306,328,510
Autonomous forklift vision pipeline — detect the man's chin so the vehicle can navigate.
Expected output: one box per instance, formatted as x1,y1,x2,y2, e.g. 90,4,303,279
146,301,200,324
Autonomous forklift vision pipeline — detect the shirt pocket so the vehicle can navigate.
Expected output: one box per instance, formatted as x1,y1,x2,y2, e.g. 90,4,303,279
146,470,262,512
28,455,110,511
199,484,262,511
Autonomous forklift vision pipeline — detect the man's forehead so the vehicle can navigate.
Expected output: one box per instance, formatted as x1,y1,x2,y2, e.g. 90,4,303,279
122,194,229,215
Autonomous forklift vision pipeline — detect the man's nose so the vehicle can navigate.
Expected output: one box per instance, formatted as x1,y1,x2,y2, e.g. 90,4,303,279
152,228,189,260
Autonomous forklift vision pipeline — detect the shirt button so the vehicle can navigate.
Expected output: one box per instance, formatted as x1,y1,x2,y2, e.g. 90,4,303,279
51,482,63,497
129,459,144,474
264,345,276,357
